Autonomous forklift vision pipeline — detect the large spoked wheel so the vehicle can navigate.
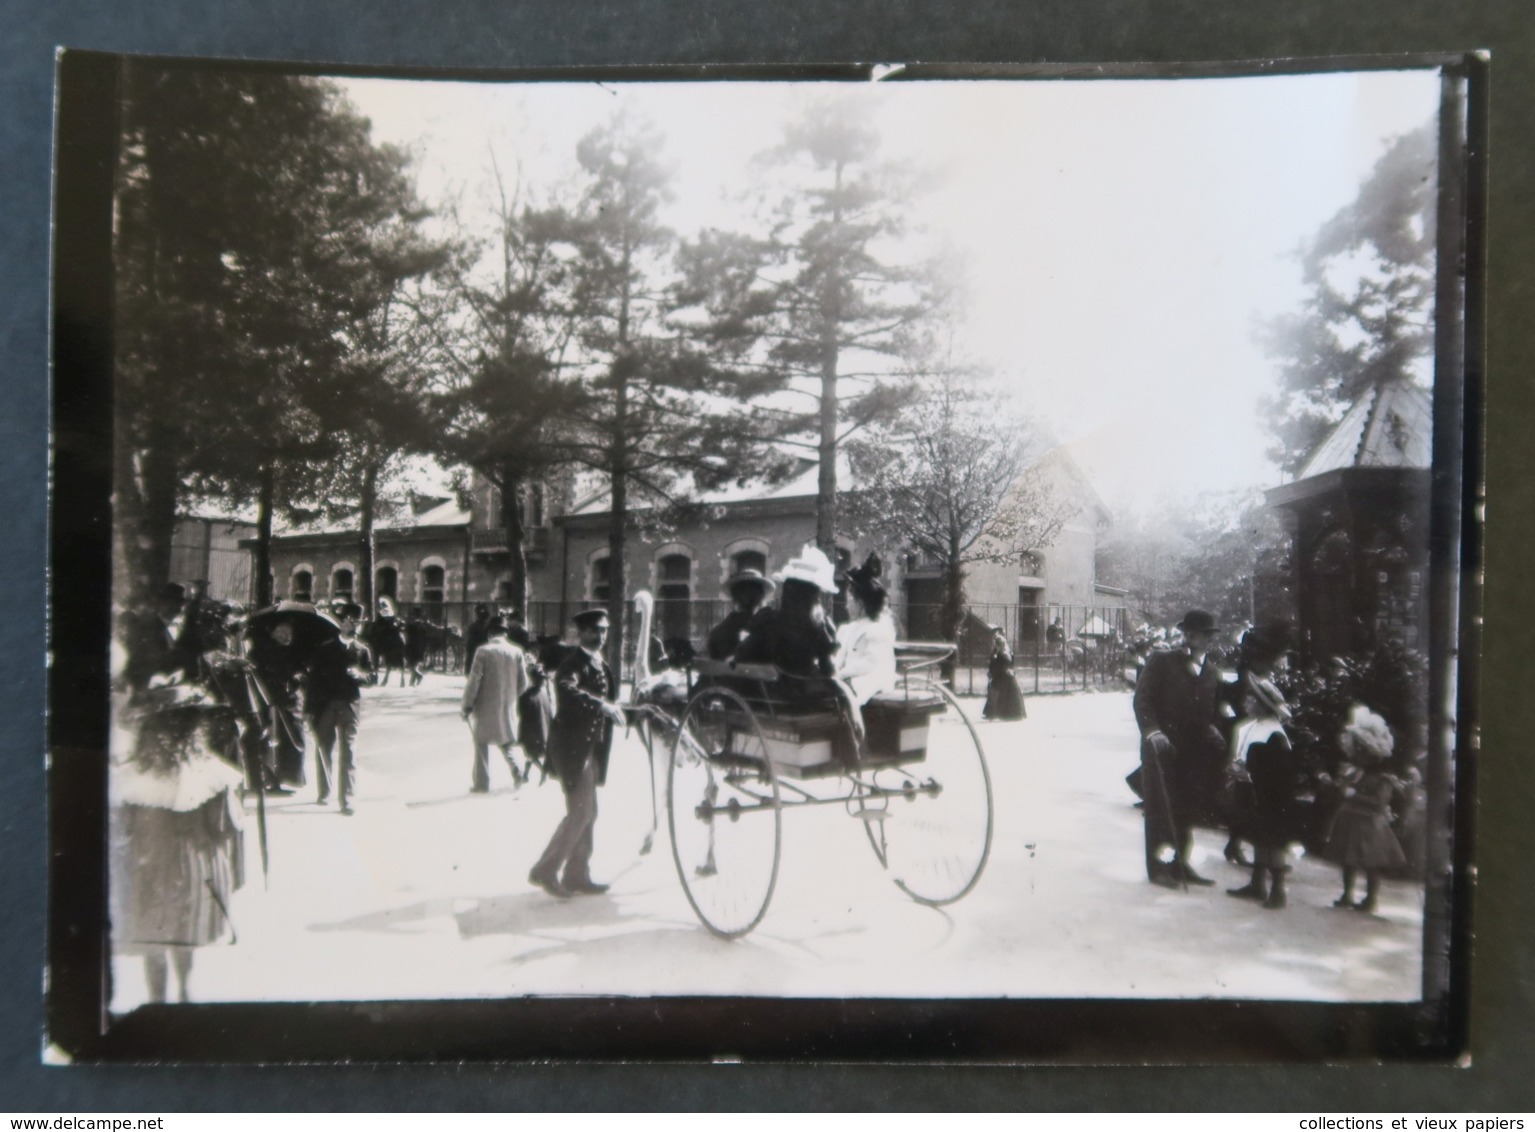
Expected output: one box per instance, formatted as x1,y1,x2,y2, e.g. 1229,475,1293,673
667,686,783,938
861,681,993,906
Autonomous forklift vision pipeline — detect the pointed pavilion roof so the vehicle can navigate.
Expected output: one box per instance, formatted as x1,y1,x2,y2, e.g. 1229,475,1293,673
1296,380,1432,479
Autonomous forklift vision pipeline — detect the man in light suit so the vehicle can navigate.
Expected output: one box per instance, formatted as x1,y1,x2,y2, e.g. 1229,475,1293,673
529,608,626,898
461,616,531,793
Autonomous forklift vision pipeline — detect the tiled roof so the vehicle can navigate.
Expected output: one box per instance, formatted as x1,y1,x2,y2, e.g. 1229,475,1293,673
1296,381,1432,479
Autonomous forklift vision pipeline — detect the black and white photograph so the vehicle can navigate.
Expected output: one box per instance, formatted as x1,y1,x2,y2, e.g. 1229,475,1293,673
49,54,1480,1061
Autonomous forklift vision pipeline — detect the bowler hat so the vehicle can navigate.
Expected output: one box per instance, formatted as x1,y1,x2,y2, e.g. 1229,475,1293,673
726,568,775,598
1175,609,1218,634
572,608,610,630
160,582,187,604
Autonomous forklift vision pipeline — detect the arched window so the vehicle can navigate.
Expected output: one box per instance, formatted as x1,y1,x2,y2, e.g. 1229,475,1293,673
331,567,354,602
376,565,398,601
732,548,767,577
589,554,612,603
421,564,446,620
291,569,313,603
656,552,693,644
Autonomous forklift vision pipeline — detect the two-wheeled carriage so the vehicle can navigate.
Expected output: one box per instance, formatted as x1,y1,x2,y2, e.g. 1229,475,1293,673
629,596,993,938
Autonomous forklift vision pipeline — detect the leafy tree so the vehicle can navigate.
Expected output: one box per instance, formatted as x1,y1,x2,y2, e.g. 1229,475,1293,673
1260,122,1437,475
114,65,438,609
676,94,934,555
421,183,586,616
1096,491,1292,631
295,134,454,614
846,361,1072,645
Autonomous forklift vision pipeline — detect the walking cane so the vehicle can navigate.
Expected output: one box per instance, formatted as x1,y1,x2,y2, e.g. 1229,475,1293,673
239,668,274,888
1147,740,1187,893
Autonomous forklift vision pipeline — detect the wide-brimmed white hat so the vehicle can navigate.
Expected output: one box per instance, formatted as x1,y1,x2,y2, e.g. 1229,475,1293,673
1340,704,1395,764
773,543,836,592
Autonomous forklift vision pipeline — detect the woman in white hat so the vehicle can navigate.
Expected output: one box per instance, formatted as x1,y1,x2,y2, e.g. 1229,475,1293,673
733,543,838,679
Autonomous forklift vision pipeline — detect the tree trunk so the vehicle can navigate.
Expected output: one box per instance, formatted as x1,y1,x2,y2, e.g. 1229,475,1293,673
358,461,377,615
606,441,628,678
940,535,967,686
498,465,529,616
253,463,274,607
139,424,180,602
814,161,846,557
817,342,838,557
606,233,635,676
940,562,968,645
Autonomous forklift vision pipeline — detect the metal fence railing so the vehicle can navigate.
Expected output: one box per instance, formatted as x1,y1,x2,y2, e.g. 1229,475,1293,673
391,597,1132,693
900,602,1134,697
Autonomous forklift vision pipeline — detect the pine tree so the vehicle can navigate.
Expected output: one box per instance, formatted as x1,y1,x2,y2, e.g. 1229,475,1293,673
1260,122,1437,475
676,94,935,555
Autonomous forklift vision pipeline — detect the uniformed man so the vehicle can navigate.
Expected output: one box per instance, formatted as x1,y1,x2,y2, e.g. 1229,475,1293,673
528,608,626,897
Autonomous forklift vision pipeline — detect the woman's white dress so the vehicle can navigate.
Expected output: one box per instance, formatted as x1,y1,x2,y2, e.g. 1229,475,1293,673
835,612,897,704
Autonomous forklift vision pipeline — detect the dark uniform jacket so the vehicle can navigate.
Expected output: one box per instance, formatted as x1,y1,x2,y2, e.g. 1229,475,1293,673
547,647,617,786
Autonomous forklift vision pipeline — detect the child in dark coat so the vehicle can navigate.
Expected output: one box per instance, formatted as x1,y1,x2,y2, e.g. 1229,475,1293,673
1324,704,1407,913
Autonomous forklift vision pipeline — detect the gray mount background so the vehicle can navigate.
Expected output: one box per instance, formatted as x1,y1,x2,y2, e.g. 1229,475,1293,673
8,0,1531,1111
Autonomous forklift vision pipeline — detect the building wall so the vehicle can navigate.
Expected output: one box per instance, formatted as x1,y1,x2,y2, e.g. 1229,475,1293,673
256,459,1112,642
263,533,468,615
552,501,896,608
170,517,256,603
261,526,569,625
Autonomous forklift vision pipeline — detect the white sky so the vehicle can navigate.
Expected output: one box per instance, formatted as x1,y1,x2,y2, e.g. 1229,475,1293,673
339,70,1442,517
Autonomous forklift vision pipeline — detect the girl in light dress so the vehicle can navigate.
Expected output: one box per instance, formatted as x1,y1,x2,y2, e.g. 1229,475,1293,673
1324,704,1407,914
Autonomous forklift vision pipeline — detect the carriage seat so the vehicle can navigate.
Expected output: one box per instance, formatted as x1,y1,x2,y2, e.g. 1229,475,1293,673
692,658,945,775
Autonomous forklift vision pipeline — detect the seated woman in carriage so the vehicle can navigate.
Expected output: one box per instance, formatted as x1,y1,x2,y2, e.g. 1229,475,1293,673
729,544,896,749
833,552,897,707
731,543,838,679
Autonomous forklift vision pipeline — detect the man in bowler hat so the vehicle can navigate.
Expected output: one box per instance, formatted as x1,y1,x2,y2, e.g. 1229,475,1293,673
529,608,626,897
705,567,776,660
1133,609,1225,887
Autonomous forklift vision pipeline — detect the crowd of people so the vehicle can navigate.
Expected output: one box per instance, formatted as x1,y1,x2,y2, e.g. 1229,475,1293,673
1131,608,1420,913
107,570,1421,1002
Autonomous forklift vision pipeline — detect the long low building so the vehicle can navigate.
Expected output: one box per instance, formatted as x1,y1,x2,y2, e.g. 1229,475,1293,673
251,449,1126,655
